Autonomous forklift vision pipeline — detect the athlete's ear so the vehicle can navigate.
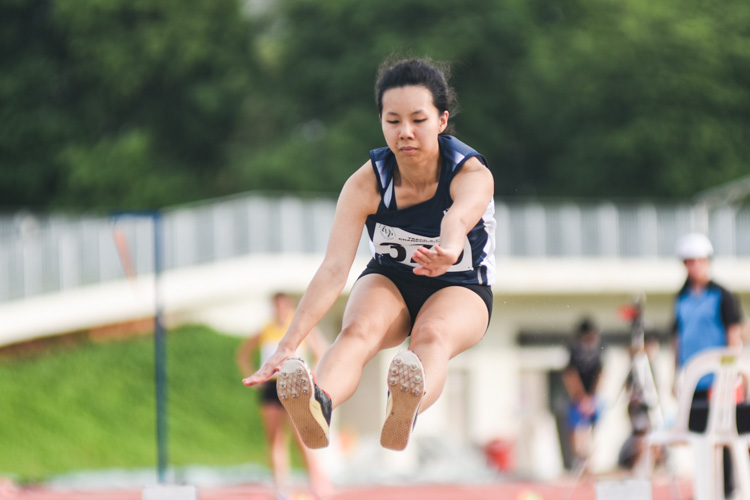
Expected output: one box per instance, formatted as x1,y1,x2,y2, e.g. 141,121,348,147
438,111,449,133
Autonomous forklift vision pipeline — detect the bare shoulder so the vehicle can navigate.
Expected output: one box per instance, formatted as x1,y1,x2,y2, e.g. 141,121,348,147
460,156,493,175
346,160,378,190
339,160,380,213
323,161,380,263
451,156,494,196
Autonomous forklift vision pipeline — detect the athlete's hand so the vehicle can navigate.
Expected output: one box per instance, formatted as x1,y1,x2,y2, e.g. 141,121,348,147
242,347,294,387
412,244,459,277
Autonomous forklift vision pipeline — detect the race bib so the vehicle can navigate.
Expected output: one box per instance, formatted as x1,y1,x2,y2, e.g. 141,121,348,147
371,223,473,272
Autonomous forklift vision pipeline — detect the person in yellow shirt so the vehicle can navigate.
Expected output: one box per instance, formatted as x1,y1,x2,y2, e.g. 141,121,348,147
236,292,331,500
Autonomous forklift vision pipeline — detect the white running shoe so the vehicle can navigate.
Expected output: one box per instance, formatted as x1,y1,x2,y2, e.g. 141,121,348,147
380,350,425,451
277,358,332,449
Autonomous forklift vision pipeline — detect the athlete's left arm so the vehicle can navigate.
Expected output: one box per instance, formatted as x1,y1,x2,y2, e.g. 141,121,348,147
413,157,494,277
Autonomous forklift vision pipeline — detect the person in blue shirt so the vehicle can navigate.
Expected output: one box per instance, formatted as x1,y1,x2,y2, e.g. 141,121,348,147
672,232,744,499
242,57,495,452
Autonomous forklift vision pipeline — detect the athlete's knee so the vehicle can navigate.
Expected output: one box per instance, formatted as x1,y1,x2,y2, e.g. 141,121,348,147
410,319,449,349
335,320,383,354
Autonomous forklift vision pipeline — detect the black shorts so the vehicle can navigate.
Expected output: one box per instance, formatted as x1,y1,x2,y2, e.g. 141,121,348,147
358,259,493,331
258,380,283,407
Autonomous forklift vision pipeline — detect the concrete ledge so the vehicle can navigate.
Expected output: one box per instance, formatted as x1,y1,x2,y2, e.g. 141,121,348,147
1,255,748,347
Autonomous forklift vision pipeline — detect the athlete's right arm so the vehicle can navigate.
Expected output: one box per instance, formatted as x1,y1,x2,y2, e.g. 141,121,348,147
242,162,379,387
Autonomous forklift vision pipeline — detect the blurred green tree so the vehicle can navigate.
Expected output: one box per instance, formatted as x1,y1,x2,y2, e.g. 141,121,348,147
230,0,750,199
0,0,258,210
514,0,750,198
2,0,749,209
227,0,536,195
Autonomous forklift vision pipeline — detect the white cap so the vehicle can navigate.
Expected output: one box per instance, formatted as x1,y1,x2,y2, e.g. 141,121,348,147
676,232,714,260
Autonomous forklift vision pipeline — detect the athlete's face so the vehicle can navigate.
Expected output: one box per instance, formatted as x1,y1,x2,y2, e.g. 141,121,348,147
380,85,449,165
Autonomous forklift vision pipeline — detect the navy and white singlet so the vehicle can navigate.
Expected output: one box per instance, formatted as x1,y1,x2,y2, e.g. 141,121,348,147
365,135,496,286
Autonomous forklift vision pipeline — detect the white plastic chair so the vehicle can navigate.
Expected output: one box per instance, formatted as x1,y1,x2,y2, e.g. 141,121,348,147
646,348,750,500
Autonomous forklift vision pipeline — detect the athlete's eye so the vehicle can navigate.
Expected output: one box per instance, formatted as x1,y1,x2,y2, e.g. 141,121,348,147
387,120,399,124
414,119,426,123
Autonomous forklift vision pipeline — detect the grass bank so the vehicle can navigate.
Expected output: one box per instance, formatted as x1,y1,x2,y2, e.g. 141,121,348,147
0,325,266,481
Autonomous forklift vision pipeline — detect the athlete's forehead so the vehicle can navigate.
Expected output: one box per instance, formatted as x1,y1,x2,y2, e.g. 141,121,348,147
383,108,430,117
381,85,436,116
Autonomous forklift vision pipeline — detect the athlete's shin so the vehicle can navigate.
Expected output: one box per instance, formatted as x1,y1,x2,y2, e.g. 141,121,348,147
316,326,383,407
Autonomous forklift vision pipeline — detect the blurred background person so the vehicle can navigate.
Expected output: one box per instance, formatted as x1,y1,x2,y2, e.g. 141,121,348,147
672,233,745,500
562,317,604,472
236,292,331,500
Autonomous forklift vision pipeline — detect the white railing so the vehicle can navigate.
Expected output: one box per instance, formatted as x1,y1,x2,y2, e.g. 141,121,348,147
1,193,748,303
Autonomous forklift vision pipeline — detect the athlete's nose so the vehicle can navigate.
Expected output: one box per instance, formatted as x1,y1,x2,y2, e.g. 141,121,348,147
400,121,414,139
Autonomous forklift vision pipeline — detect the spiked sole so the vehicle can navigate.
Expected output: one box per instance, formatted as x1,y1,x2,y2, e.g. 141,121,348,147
277,359,330,449
381,350,425,451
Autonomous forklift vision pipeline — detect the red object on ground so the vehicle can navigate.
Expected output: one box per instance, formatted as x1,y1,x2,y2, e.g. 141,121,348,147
484,438,514,472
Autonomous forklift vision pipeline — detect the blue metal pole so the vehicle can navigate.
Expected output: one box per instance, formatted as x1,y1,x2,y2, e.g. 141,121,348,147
111,210,170,484
153,211,168,484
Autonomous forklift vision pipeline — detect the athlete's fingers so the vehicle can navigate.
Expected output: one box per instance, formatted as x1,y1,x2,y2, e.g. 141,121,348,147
413,262,449,277
413,244,459,278
414,247,444,268
242,361,281,387
412,266,432,276
242,372,268,387
243,346,297,386
414,246,436,260
413,252,436,271
242,369,274,386
416,246,455,267
432,244,460,264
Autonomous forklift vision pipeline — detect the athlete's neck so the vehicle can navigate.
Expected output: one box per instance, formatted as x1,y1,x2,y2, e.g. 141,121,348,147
394,155,441,188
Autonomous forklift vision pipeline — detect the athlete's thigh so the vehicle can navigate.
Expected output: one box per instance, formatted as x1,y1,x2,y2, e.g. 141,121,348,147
412,286,489,356
340,273,411,350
